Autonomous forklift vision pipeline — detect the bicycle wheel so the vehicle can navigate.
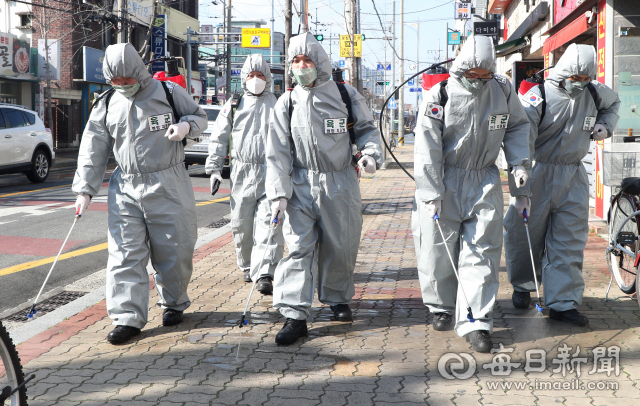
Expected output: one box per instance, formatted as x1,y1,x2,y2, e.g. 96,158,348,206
608,193,639,294
0,321,27,406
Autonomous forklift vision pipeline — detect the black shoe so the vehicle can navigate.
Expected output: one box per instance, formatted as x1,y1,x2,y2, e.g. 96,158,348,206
512,291,531,309
257,276,273,295
432,313,454,331
330,304,353,322
549,309,589,327
162,309,184,326
243,269,252,283
466,330,493,353
107,325,141,344
275,318,308,345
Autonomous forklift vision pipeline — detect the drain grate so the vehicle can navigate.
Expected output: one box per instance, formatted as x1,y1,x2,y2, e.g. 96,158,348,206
3,291,87,322
207,218,231,229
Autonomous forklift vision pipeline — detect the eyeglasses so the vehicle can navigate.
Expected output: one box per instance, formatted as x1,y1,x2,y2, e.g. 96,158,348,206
464,72,494,80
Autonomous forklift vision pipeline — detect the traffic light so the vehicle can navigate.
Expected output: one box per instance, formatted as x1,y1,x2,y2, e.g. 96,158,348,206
376,81,389,86
315,34,324,42
361,34,365,41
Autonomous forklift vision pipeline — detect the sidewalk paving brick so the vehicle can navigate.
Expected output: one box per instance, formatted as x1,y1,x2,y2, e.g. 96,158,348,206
13,144,640,405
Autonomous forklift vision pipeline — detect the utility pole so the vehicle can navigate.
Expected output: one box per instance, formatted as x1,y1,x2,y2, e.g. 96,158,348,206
43,7,54,147
225,0,232,98
345,0,357,88
417,23,420,109
284,0,292,89
186,27,192,95
300,0,308,32
355,0,362,93
445,23,448,62
271,0,275,92
119,0,126,43
398,0,404,145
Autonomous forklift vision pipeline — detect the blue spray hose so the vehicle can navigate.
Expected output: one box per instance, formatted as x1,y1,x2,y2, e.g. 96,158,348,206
522,209,543,312
433,213,475,323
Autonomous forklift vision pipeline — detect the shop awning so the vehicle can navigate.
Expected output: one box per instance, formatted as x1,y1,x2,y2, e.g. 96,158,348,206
542,15,589,55
496,37,530,56
543,0,597,37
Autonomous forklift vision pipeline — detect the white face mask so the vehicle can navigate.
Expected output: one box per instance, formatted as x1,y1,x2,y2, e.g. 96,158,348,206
246,77,266,94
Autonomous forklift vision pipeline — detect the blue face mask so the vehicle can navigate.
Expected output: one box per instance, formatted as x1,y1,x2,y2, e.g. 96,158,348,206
563,79,589,96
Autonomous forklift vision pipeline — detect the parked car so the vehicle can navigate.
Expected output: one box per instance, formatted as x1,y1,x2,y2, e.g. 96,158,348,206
0,104,55,183
184,105,230,177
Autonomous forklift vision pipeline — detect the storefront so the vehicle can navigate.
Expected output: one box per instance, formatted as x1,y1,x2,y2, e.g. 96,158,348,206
0,31,38,109
80,46,109,129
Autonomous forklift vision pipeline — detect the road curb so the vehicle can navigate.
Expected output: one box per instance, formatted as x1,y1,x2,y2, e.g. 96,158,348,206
10,225,233,348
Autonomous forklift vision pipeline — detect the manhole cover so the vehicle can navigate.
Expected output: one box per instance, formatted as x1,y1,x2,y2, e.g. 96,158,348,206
3,291,87,322
207,219,231,229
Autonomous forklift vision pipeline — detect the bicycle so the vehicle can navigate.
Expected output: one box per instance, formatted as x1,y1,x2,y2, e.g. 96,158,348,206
603,137,640,305
1,320,33,405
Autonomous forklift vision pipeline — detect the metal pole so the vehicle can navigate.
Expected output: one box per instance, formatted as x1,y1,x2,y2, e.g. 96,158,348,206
417,23,420,109
226,0,232,98
187,27,192,95
119,0,126,43
355,0,362,93
271,0,275,92
390,0,395,141
445,23,448,62
398,0,404,145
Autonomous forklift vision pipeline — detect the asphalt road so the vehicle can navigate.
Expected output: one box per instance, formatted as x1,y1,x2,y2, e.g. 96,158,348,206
0,164,231,315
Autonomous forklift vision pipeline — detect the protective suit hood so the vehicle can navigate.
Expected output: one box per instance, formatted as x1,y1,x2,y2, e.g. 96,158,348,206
547,44,597,84
103,43,152,89
449,35,496,79
287,32,331,86
241,53,273,94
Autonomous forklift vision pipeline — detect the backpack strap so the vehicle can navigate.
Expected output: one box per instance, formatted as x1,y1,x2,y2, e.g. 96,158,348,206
539,84,547,125
160,81,186,147
288,90,294,134
587,83,598,107
335,82,356,146
90,87,115,117
438,79,449,107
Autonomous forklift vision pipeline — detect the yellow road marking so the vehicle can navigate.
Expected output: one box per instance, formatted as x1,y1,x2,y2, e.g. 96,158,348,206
0,243,108,277
0,184,70,199
196,196,230,206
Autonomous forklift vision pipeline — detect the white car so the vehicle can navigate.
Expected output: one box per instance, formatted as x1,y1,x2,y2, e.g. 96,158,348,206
0,104,55,183
185,105,228,175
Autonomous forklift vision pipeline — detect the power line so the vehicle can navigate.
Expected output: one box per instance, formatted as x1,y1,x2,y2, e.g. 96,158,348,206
362,0,453,15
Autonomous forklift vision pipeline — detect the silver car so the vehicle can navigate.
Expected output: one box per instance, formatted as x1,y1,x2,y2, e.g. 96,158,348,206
184,105,228,175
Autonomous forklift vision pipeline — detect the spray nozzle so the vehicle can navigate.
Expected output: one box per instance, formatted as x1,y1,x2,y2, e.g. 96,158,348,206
467,307,475,323
535,303,543,312
238,315,247,328
523,208,529,223
433,213,440,221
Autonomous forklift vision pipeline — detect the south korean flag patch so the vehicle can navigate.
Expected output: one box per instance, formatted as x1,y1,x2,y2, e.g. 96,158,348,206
425,103,444,120
522,90,543,107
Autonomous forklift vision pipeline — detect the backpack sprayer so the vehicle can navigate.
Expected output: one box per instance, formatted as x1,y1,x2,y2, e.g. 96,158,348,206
377,59,455,181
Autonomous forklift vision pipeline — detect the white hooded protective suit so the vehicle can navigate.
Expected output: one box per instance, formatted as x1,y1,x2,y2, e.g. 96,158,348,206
72,43,208,329
266,33,382,320
205,54,283,280
411,36,531,336
504,44,620,311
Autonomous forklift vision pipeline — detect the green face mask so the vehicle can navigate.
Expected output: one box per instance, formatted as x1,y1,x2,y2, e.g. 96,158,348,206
461,76,491,92
563,79,589,96
292,67,318,87
112,82,140,98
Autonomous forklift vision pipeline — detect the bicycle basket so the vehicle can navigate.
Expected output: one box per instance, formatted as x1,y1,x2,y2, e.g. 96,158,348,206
602,143,640,186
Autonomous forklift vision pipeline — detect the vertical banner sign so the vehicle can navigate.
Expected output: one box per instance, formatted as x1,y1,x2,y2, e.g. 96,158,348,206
152,15,166,72
544,53,550,79
0,32,14,77
594,0,607,219
454,2,471,19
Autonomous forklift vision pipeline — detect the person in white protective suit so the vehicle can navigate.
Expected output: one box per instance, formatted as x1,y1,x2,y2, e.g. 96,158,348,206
504,44,620,326
266,33,382,345
205,54,283,295
412,36,531,353
72,43,208,344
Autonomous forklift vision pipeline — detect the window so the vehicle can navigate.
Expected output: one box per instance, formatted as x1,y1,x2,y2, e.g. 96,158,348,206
22,111,36,125
1,108,27,128
20,14,31,27
0,111,5,129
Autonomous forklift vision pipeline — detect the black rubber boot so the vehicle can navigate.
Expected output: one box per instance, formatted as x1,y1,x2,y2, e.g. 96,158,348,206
107,325,141,344
275,318,308,345
162,309,184,326
466,330,493,353
243,269,252,283
257,276,273,295
512,291,531,309
549,309,589,327
330,304,353,322
432,313,454,331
